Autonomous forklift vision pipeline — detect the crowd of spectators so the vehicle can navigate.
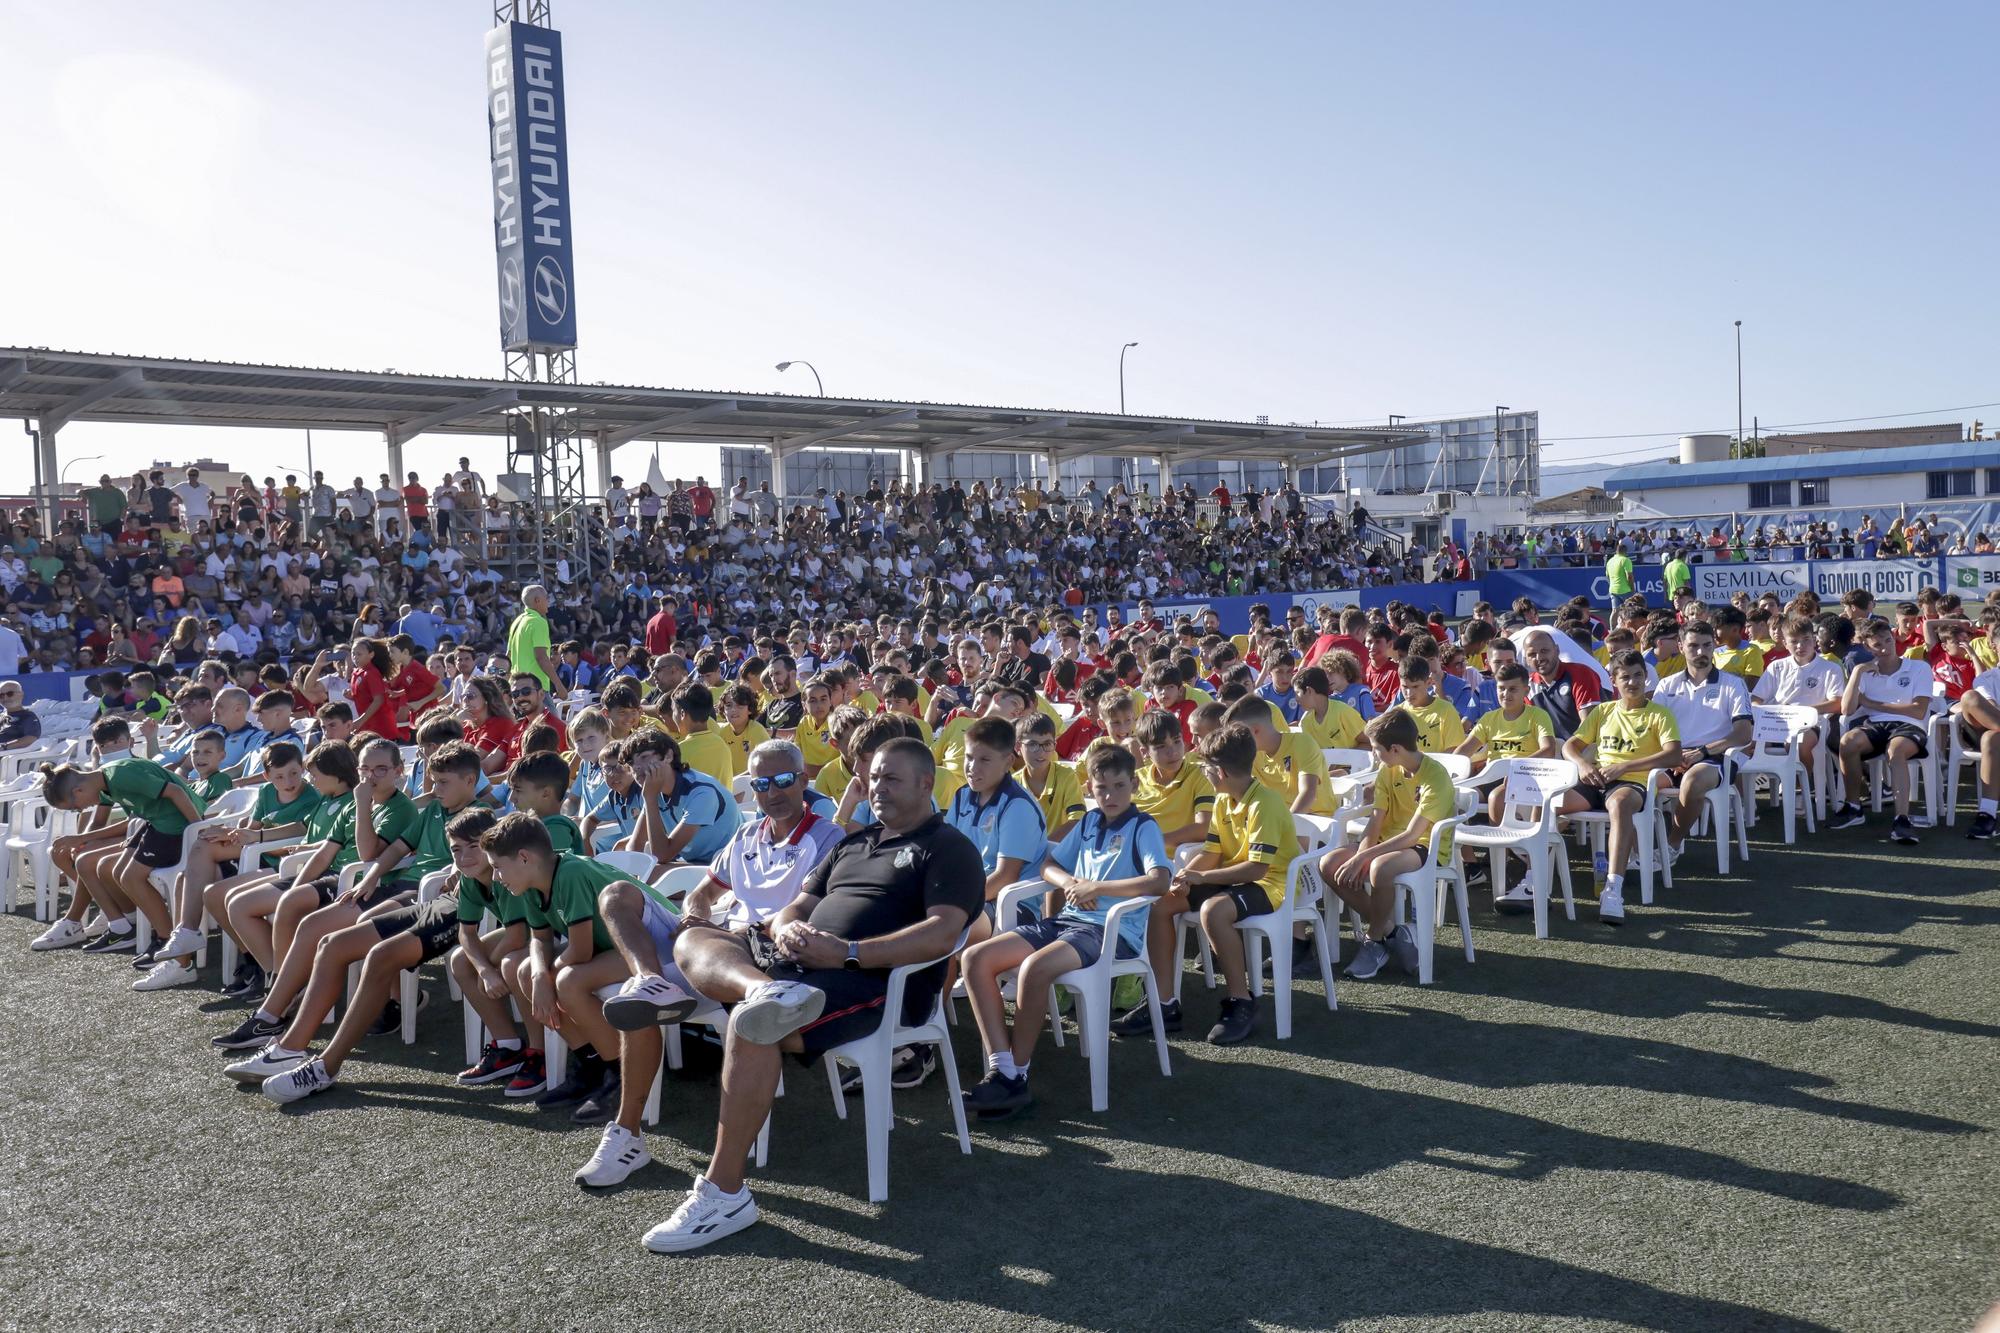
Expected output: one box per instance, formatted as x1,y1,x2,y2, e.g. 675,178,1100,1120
1483,511,1990,570
0,462,1419,678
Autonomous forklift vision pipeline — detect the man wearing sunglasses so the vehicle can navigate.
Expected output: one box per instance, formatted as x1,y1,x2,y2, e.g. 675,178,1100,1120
583,740,843,1189
509,671,568,750
0,680,40,750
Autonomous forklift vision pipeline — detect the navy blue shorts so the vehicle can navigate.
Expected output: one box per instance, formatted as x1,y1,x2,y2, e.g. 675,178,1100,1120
1004,915,1137,970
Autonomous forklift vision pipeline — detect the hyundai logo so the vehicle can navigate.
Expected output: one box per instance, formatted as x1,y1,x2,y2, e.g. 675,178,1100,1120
498,255,523,329
533,255,568,323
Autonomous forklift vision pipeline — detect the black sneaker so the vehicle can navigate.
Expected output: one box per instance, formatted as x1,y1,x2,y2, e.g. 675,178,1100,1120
130,946,161,971
221,963,266,1002
366,990,431,1037
1890,815,1920,845
1288,935,1321,980
211,1013,285,1050
457,1042,527,1086
1206,996,1258,1046
889,1045,937,1090
572,1064,622,1125
81,928,138,954
1828,803,1866,831
536,1053,601,1109
962,1070,1032,1118
1968,812,1995,841
1112,997,1179,1037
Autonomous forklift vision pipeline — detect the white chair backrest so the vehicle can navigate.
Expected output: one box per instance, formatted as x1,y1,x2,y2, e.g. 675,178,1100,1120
651,863,710,897
1293,812,1335,853
1500,757,1579,826
596,849,659,881
1425,752,1474,782
1324,747,1372,775
730,773,754,807
1751,704,1818,755
209,787,258,821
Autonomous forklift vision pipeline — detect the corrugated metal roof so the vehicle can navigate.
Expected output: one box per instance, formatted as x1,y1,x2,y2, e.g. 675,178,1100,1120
1602,438,1994,492
0,347,1427,465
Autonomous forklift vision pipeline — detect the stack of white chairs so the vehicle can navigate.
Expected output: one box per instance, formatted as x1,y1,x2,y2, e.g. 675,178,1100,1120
1,775,63,919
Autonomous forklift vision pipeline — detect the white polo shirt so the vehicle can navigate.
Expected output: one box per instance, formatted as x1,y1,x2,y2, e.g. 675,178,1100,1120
1851,658,1933,726
1967,666,2000,708
1654,668,1753,749
1753,655,1844,708
708,809,844,929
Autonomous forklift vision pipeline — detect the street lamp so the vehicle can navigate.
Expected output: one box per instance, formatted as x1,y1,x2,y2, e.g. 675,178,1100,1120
775,360,824,396
59,453,107,486
1119,342,1139,414
1734,320,1744,452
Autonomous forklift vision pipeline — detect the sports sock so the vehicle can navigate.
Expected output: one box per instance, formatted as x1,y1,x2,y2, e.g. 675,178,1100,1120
1605,873,1625,894
254,1007,280,1025
991,1052,1018,1079
495,1037,522,1051
1980,798,1996,816
1015,1061,1030,1080
104,915,131,934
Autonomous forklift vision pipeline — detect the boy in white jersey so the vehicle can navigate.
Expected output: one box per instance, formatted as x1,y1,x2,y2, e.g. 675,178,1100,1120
1751,615,1845,781
1830,616,1933,844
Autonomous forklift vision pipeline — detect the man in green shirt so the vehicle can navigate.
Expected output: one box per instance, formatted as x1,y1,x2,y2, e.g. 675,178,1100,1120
84,474,128,536
1604,541,1635,607
1664,549,1693,602
507,583,558,690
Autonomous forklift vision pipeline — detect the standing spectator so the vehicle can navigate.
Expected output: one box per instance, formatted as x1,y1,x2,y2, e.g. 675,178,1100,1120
644,596,678,656
172,467,215,529
145,471,176,527
688,476,716,530
374,473,403,537
84,474,127,538
342,476,375,527
402,472,430,532
307,471,336,539
508,583,558,690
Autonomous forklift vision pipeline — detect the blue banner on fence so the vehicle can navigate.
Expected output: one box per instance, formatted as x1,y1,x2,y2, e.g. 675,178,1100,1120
1482,564,1669,609
1090,582,1474,636
487,21,578,351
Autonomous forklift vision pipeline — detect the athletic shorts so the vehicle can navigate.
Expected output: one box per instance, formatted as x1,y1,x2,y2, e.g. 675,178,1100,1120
368,894,463,963
760,963,894,1062
1570,779,1646,813
1003,915,1137,971
638,895,682,963
1672,753,1740,784
677,919,784,974
307,874,411,911
1850,720,1929,761
1187,881,1274,922
125,823,183,869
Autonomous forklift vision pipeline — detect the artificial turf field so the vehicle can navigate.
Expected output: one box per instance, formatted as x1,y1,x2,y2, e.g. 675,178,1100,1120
2,814,1996,1333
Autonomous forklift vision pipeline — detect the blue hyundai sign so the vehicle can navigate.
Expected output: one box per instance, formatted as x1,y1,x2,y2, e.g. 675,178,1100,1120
486,21,577,351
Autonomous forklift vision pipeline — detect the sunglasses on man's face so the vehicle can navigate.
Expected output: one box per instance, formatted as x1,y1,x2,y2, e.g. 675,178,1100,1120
748,772,802,793
509,689,536,700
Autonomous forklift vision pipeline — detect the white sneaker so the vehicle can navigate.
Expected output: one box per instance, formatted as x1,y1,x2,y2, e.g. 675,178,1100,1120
1598,883,1626,926
262,1058,334,1104
132,958,199,991
603,973,700,1032
30,919,87,951
224,1043,309,1083
642,1177,760,1253
156,926,205,960
729,979,826,1046
576,1123,652,1187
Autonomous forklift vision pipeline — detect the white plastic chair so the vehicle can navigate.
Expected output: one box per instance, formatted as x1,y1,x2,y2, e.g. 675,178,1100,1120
1562,768,1673,906
1173,851,1339,1039
1681,751,1751,874
820,927,973,1202
1454,757,1578,938
593,849,658,882
1934,706,1981,827
1388,814,1472,985
1736,705,1821,845
387,869,454,1044
145,789,260,964
730,773,754,808
991,881,1169,1114
2,785,60,920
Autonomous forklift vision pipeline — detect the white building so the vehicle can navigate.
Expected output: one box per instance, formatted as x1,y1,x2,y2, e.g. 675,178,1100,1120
1602,440,2000,519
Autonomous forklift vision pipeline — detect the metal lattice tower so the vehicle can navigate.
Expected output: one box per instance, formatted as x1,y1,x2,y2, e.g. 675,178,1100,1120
494,0,590,585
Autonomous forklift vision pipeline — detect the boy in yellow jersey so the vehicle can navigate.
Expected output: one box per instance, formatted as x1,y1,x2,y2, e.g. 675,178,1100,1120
717,684,769,778
810,705,870,801
1645,621,1684,680
1457,662,1557,772
1316,708,1454,981
1394,657,1466,752
1223,695,1334,816
1558,650,1681,925
792,675,838,778
882,674,934,744
1077,687,1143,773
1151,724,1299,1046
1014,713,1085,839
1294,666,1367,756
1711,607,1766,685
1126,707,1216,858
670,684,735,788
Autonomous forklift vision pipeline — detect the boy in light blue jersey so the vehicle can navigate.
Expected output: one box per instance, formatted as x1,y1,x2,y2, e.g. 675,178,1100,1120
945,716,1048,949
628,729,742,864
960,743,1168,1117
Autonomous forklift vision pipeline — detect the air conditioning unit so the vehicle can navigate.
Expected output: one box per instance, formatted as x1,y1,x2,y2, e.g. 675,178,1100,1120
1433,491,1456,513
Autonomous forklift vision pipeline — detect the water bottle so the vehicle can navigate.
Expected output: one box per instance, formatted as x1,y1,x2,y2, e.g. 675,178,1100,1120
1592,849,1608,887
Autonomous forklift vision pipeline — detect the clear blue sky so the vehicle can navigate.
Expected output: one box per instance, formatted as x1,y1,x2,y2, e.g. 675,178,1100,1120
2,1,1996,490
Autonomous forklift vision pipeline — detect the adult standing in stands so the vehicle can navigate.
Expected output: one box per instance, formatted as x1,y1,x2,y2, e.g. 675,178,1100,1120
1664,548,1693,603
374,474,403,538
1604,540,1635,611
307,472,336,540
508,583,558,690
342,477,375,530
172,467,215,531
84,474,127,540
644,596,678,656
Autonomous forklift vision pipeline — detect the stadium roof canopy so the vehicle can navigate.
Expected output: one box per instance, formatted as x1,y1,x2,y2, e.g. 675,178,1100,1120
0,348,1427,506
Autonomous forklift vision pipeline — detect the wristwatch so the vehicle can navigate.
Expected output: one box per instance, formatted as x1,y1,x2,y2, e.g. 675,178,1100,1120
843,940,862,971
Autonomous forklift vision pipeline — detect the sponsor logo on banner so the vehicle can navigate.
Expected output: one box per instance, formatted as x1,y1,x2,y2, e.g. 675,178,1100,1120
1810,559,1937,599
1693,564,1808,601
1946,555,2000,591
1291,591,1360,619
1153,602,1211,624
487,21,578,351
1590,571,1668,602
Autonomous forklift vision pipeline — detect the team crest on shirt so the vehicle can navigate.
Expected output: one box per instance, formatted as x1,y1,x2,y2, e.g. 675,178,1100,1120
893,846,915,869
1106,835,1124,858
981,812,997,833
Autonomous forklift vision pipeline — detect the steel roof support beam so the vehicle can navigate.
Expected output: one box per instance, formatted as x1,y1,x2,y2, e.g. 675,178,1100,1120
925,416,1070,458
771,408,920,458
604,400,739,448
42,367,146,433
0,359,25,392
1051,423,1193,462
386,388,522,446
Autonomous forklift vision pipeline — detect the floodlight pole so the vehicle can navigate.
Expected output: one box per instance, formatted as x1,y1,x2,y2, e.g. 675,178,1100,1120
1119,342,1138,414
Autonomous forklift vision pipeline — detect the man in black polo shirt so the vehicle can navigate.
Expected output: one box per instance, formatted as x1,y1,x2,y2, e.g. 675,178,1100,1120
652,737,983,1253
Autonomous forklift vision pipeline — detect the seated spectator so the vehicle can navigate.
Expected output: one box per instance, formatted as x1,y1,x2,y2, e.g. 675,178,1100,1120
1318,708,1453,980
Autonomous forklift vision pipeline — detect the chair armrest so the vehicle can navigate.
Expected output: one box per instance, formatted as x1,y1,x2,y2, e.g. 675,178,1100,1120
880,925,974,1031
993,879,1047,926
277,849,317,879
1098,894,1157,944
417,869,453,903
1428,815,1465,860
